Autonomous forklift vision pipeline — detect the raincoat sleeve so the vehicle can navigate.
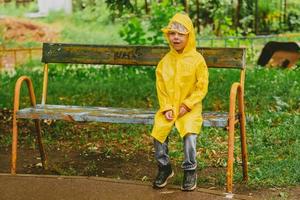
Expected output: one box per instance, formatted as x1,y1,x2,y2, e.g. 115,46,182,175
156,62,173,113
182,59,209,110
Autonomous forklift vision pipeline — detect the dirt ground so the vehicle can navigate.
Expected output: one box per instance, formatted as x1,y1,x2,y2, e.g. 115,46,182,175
0,17,57,69
0,109,299,199
0,17,58,43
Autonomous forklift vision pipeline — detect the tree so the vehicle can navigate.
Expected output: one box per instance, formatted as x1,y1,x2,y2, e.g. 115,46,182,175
105,0,134,20
195,0,200,33
235,0,242,32
144,0,149,14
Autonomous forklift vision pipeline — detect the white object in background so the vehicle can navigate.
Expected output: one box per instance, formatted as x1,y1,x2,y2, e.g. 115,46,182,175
27,0,72,18
46,0,72,14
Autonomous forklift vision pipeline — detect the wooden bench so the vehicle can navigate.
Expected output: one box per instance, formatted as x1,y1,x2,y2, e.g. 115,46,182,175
12,43,248,193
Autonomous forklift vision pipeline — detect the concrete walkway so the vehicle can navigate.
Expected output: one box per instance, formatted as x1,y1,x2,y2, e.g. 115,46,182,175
0,173,251,200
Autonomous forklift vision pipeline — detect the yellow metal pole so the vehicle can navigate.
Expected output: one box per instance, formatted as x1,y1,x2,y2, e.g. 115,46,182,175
13,49,17,66
41,63,49,105
239,69,248,181
240,69,246,87
29,48,32,61
227,82,241,193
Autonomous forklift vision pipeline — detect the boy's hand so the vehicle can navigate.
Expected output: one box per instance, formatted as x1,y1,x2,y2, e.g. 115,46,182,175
164,110,174,121
178,104,190,117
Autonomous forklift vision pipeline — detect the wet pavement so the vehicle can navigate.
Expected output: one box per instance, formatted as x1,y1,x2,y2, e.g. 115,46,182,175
0,173,251,200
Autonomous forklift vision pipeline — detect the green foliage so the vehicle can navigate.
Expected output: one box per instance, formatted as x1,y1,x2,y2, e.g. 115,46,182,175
258,1,281,33
72,0,111,24
146,2,184,44
119,17,147,45
207,0,234,36
196,0,238,36
105,0,134,18
195,0,299,35
72,0,133,24
286,8,300,32
36,5,123,45
119,1,184,45
239,15,254,35
72,0,134,23
0,2,38,17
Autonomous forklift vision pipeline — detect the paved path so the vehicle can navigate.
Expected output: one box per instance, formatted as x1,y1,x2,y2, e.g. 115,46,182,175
0,174,251,200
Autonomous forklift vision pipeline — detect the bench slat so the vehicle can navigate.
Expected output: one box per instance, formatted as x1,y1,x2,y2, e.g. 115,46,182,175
17,105,235,127
42,43,246,69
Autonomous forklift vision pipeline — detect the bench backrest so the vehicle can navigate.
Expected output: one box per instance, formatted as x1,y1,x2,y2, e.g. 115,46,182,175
40,43,246,104
42,43,246,69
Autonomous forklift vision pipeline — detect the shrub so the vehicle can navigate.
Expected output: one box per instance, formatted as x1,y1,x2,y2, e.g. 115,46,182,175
119,1,184,45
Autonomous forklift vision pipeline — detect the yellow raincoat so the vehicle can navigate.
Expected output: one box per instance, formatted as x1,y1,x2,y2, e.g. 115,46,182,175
151,13,209,143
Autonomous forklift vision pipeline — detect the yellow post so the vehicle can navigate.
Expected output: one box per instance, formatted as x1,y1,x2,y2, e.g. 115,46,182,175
41,63,49,105
239,69,248,181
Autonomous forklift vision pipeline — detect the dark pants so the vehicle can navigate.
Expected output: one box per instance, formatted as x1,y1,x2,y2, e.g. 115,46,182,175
153,134,197,170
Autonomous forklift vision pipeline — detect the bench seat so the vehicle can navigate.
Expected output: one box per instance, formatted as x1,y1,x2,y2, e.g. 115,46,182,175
17,104,234,127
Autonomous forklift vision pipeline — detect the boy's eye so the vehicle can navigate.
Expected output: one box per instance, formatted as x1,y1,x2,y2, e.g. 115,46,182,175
168,31,186,38
168,31,176,35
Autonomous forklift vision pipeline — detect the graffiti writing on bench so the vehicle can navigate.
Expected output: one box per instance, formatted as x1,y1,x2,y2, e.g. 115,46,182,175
114,50,143,60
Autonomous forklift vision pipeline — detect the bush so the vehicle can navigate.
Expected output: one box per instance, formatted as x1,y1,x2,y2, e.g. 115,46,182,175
286,8,300,32
119,2,184,45
119,16,147,45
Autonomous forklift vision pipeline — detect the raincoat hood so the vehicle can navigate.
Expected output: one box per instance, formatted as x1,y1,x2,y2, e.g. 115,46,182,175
162,13,196,54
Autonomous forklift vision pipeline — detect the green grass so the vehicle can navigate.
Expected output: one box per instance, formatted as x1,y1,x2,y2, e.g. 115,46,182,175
245,112,300,187
1,63,299,188
2,63,299,112
0,2,38,17
0,4,124,47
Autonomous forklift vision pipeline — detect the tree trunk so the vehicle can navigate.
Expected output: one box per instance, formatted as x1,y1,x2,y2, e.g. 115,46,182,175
235,0,242,32
283,0,287,24
254,0,258,34
231,0,235,26
144,0,149,14
134,0,138,13
184,0,189,13
279,0,283,29
196,0,200,33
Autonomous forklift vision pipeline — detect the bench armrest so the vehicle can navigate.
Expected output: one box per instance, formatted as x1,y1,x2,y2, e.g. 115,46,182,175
12,76,39,174
229,82,242,121
13,76,37,115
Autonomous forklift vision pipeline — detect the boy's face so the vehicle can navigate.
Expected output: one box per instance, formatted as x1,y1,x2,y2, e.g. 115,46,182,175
167,31,189,53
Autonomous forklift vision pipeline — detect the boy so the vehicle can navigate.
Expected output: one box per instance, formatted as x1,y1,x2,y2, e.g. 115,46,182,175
151,13,209,191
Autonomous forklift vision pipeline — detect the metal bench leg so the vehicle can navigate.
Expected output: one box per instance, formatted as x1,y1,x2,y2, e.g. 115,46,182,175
11,112,18,175
11,119,48,174
239,114,248,181
227,82,241,193
34,119,47,169
227,116,235,193
226,81,248,193
238,93,248,182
